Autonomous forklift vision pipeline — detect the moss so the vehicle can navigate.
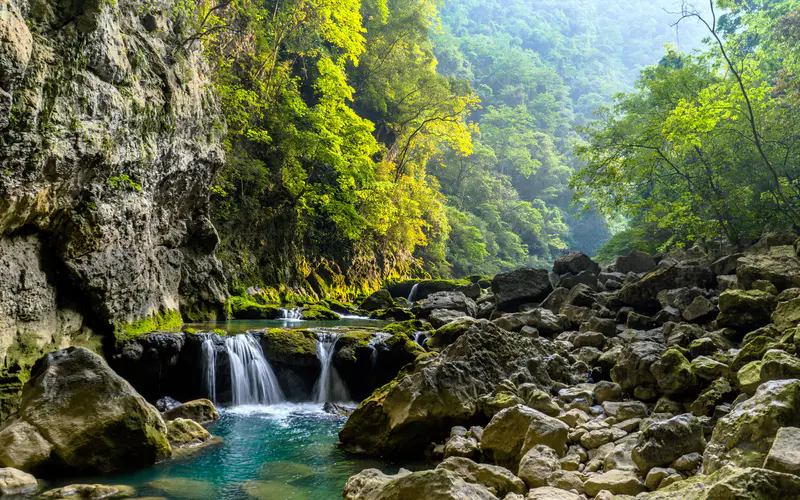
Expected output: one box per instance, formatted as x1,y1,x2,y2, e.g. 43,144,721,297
300,304,339,320
383,320,432,337
229,296,281,319
183,328,198,335
369,307,415,321
113,309,182,345
212,328,228,336
261,329,318,358
428,318,476,350
337,329,379,349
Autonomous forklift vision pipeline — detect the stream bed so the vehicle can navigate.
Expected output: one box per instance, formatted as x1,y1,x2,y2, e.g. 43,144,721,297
43,404,418,499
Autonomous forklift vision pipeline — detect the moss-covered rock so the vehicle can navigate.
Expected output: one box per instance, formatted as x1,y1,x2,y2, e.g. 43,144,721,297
634,465,800,499
166,418,214,450
360,289,395,311
651,348,697,396
112,309,183,345
259,329,318,366
300,304,339,320
164,399,220,424
386,279,472,302
228,296,281,320
716,289,777,332
428,318,478,350
369,307,415,321
382,320,433,337
704,379,800,473
731,335,787,372
772,297,800,333
0,347,171,475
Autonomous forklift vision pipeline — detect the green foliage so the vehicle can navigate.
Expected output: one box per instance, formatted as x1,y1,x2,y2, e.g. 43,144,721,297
574,1,800,256
108,174,142,192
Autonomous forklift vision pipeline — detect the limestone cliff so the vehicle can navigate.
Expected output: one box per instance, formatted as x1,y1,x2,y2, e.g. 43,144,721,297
0,0,227,419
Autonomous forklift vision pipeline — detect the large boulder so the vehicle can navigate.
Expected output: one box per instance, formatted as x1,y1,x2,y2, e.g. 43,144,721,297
163,399,220,424
703,379,800,473
737,247,800,291
632,414,706,474
0,347,170,474
342,468,497,500
618,265,714,311
772,297,800,332
553,252,600,276
492,269,553,312
0,467,38,496
491,308,565,336
716,289,777,332
610,250,657,274
764,426,800,475
412,292,477,319
436,457,526,497
611,342,666,392
481,405,568,470
635,465,800,499
338,322,553,457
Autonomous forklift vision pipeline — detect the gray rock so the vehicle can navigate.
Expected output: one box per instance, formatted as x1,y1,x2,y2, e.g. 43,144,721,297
492,268,553,312
517,445,560,488
342,468,497,499
436,457,526,496
413,292,477,319
553,251,601,276
611,342,666,392
482,405,569,470
764,426,800,476
632,414,706,474
611,250,657,274
0,467,38,496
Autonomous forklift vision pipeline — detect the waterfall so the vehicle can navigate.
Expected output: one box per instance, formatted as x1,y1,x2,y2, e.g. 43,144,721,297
369,331,393,367
227,334,285,405
201,338,217,403
280,308,302,320
201,333,285,406
407,283,420,305
413,331,428,348
312,331,350,403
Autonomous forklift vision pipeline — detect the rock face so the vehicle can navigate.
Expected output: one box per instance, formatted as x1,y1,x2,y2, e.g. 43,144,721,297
492,269,553,312
0,0,227,418
339,321,553,457
0,347,171,474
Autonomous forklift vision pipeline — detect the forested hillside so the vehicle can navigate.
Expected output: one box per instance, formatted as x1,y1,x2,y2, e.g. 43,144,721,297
200,0,710,296
429,0,708,275
574,0,800,260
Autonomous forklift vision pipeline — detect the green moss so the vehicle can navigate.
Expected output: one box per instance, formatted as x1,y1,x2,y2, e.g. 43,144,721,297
261,329,318,358
212,328,228,336
369,307,415,321
428,318,476,350
337,329,378,349
300,304,339,320
183,328,198,335
383,320,432,337
229,296,281,319
113,309,183,345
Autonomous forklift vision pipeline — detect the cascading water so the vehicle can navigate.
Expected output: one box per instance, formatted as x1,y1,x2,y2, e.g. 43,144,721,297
369,331,392,367
280,308,303,320
201,338,218,403
201,333,285,406
412,331,428,347
228,334,285,405
312,331,351,403
407,283,420,306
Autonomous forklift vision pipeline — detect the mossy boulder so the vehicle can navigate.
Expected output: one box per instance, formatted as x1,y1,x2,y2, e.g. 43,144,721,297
737,246,800,291
258,329,320,400
112,309,183,345
635,465,800,499
229,296,281,320
716,289,777,332
731,335,788,372
772,296,800,332
618,265,714,311
300,304,339,320
166,418,214,452
704,379,800,473
360,289,395,311
651,348,697,396
332,330,380,401
428,318,478,350
163,399,220,424
0,347,171,475
369,307,415,321
382,320,433,337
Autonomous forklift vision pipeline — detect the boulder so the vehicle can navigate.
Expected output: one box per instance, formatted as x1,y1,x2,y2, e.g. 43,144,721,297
650,349,697,396
553,251,601,276
39,484,136,499
632,414,706,474
443,435,480,461
710,253,745,276
427,318,478,350
163,399,220,424
681,296,716,322
429,309,468,328
0,347,170,474
611,250,657,274
772,297,800,332
492,308,565,336
492,268,553,312
412,292,477,319
0,468,38,496
737,247,800,291
716,289,777,332
760,349,800,383
611,342,666,392
436,457,526,496
634,465,800,499
584,469,647,496
704,379,800,473
527,486,582,500
689,378,734,417
166,418,213,450
360,289,395,311
619,266,714,311
517,445,560,488
763,426,800,475
342,468,497,500
481,405,568,470
339,322,553,457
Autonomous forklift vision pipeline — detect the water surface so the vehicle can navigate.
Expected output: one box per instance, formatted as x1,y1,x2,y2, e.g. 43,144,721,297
43,404,419,499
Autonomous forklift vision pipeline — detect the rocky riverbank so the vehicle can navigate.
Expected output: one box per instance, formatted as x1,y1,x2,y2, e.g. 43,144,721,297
340,233,800,499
